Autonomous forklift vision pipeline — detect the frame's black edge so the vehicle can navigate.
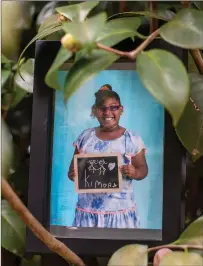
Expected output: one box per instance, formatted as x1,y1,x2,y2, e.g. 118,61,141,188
26,41,61,252
162,113,186,245
26,40,186,256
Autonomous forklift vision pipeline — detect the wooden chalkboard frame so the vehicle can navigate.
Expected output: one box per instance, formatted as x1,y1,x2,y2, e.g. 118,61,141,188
26,40,187,257
74,152,123,193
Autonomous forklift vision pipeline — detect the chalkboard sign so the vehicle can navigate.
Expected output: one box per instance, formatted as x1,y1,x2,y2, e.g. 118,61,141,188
74,153,123,193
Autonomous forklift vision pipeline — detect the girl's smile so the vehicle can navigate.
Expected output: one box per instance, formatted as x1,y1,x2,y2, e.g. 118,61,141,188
101,115,115,126
104,117,114,121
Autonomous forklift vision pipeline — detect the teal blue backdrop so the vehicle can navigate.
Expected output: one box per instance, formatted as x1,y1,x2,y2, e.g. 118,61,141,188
50,70,164,229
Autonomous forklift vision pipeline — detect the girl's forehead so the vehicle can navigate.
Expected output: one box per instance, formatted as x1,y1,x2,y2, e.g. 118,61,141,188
102,97,119,105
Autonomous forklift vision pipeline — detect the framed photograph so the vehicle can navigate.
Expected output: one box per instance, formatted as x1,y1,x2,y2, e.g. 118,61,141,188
26,40,186,256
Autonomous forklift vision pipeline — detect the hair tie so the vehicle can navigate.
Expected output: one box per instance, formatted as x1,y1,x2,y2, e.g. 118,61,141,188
99,84,112,92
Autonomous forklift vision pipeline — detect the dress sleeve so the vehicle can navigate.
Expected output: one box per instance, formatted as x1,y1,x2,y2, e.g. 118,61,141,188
72,128,91,153
125,130,147,158
132,135,146,155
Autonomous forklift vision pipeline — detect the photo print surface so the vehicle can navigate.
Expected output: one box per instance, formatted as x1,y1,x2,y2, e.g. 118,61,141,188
50,70,164,230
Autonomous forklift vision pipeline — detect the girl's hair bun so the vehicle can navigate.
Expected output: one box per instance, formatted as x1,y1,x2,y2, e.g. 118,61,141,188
93,84,120,107
99,84,112,91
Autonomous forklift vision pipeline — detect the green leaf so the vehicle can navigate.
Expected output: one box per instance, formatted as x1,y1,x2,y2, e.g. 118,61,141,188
15,59,34,93
107,244,148,266
1,200,26,257
11,87,27,108
96,17,141,47
1,54,12,64
21,255,41,266
17,25,62,71
1,54,13,72
160,9,203,49
108,11,173,22
74,46,93,62
155,10,176,21
189,73,203,113
192,249,203,259
2,93,12,110
175,216,203,245
1,119,13,179
176,100,203,161
62,12,107,45
188,52,199,73
56,1,99,22
45,46,72,90
2,70,11,87
64,50,119,101
2,2,28,60
38,14,61,33
136,49,190,126
175,74,203,161
159,251,203,266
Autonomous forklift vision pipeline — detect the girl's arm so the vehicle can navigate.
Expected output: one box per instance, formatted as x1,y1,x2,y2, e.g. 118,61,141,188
68,147,79,181
120,150,148,180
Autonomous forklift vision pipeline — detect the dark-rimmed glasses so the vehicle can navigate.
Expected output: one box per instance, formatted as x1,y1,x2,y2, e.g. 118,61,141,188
97,105,121,112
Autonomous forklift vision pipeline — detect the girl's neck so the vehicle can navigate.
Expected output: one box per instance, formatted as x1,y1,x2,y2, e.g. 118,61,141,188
95,126,126,141
99,125,120,133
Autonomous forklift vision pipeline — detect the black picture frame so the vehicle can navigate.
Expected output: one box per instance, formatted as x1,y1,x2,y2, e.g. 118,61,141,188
26,40,187,256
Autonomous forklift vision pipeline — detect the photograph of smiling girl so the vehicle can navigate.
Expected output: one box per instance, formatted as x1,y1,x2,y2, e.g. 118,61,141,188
50,69,164,230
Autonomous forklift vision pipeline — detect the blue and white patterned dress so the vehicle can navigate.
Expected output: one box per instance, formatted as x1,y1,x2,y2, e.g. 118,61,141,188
72,128,146,229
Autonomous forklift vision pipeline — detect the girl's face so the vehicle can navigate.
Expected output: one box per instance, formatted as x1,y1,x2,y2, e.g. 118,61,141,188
94,97,123,130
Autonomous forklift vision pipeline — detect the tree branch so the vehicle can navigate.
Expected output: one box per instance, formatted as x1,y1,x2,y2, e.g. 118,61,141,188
148,244,203,253
1,178,86,266
190,49,203,75
119,1,127,12
149,0,158,33
96,29,160,60
129,28,160,59
96,43,132,58
181,1,190,8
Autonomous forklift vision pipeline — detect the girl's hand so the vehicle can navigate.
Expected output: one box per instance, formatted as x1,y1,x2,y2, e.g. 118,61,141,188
68,169,76,181
119,164,137,179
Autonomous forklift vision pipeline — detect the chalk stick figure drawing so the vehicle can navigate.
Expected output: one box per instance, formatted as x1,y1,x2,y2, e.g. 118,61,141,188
98,159,108,175
88,160,98,173
88,159,107,175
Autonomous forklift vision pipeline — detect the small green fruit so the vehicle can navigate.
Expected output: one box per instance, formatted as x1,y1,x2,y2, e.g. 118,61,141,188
61,33,82,52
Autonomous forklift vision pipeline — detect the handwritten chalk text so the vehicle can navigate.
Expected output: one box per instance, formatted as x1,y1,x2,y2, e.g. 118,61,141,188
84,169,118,189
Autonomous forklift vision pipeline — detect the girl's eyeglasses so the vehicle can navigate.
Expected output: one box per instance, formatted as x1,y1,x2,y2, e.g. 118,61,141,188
97,105,121,112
